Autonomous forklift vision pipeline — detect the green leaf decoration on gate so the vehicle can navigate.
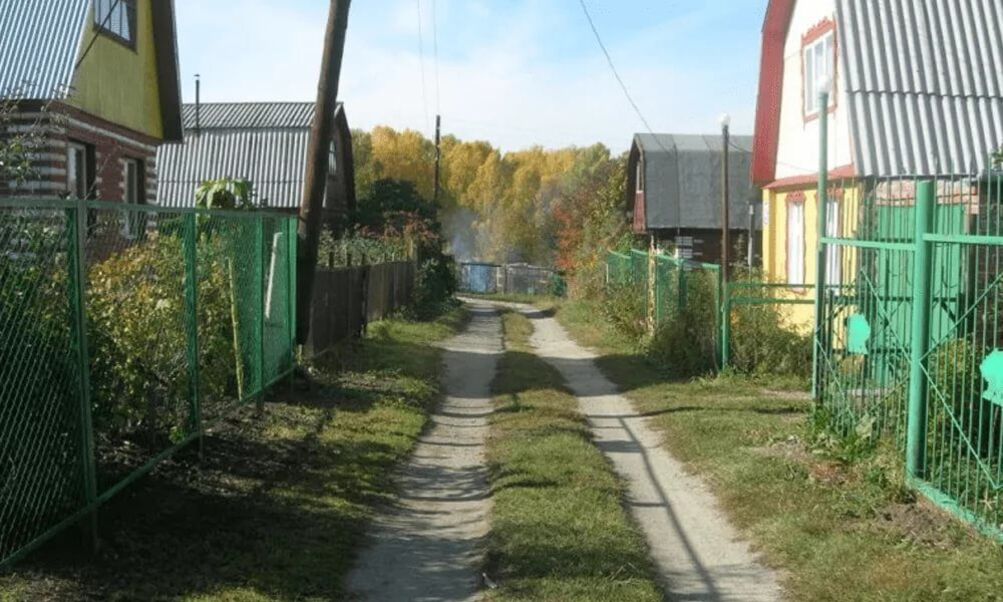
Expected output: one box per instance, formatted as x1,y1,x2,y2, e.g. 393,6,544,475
846,314,871,355
981,350,1003,408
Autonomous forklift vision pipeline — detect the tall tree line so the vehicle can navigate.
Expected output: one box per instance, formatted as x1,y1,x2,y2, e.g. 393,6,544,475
352,126,633,275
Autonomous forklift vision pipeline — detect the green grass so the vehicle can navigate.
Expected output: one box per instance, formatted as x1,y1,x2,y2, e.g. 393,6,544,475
0,309,468,601
461,292,560,305
558,298,1003,601
484,310,662,602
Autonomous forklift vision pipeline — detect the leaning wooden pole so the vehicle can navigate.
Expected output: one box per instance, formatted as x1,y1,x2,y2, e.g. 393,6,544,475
297,0,352,345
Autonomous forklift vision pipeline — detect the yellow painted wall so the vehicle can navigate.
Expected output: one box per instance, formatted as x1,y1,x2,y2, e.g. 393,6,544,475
762,183,862,331
68,0,164,139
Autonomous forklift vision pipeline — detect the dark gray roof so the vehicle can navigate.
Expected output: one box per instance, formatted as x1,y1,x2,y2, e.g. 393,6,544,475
182,102,327,130
157,102,349,209
836,0,1003,176
634,133,758,230
0,0,89,98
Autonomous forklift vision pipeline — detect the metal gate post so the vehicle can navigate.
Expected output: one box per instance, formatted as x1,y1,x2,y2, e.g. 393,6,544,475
812,88,830,400
721,280,732,369
182,213,203,459
906,180,936,479
255,216,266,411
67,203,98,550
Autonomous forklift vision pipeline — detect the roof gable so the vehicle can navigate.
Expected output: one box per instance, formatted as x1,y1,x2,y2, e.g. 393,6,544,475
632,133,758,230
0,0,183,141
754,0,1003,182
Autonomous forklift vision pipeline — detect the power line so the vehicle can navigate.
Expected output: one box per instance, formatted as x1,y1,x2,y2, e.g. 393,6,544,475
432,0,441,115
577,0,659,139
416,0,430,132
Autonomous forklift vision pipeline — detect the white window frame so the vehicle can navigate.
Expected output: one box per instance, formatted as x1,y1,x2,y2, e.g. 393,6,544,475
804,31,835,117
67,143,89,199
636,159,644,194
787,200,805,287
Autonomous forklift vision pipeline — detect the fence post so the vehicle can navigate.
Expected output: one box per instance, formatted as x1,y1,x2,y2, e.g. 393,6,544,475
182,213,203,459
255,215,266,411
812,92,830,401
720,279,732,369
287,218,298,388
678,259,687,311
66,203,98,550
906,180,936,479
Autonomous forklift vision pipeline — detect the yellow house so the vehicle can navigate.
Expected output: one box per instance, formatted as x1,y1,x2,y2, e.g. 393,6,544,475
752,0,1003,330
1,0,183,202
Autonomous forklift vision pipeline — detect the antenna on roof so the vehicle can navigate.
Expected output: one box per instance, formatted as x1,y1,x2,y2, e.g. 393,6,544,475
195,74,202,136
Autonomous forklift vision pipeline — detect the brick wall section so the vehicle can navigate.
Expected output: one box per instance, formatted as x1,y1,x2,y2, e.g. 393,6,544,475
1,102,158,202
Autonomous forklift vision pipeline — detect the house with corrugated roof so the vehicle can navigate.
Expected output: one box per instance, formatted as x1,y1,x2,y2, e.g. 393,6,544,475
156,101,356,225
753,0,1003,326
0,0,182,203
627,133,760,264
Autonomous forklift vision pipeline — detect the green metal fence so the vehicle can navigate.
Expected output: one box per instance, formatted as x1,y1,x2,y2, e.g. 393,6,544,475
606,250,722,358
721,282,817,375
816,175,1003,538
0,199,297,569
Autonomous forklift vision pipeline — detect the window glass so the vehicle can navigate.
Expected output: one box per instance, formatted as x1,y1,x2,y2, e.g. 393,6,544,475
328,140,338,175
636,161,644,193
95,0,136,44
804,31,835,116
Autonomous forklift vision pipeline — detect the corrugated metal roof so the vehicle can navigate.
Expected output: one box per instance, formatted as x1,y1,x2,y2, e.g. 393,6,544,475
182,102,320,130
837,0,1003,176
156,129,310,209
633,133,759,230
0,0,90,99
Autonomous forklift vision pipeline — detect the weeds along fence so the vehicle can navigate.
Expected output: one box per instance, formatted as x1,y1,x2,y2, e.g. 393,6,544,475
306,260,416,356
816,174,1003,538
0,199,296,569
605,251,722,373
721,281,817,377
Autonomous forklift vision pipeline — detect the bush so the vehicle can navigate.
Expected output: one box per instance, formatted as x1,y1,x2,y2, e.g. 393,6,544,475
87,233,237,441
408,255,459,320
600,281,647,340
646,269,720,377
727,279,813,379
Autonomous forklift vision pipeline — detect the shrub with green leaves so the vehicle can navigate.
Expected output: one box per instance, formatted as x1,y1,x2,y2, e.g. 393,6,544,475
409,256,459,320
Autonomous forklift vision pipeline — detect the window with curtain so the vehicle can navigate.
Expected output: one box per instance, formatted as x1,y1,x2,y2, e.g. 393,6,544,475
94,0,137,45
787,200,805,286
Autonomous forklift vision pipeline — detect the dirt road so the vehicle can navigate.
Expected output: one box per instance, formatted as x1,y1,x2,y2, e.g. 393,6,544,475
346,303,501,602
526,308,783,601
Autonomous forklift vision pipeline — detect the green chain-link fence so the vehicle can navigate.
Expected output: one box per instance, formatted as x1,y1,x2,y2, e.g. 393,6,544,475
605,250,721,360
817,175,1003,538
0,199,297,569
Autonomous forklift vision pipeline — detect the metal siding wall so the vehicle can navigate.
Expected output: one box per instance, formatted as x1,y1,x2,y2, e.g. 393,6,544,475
0,0,89,99
839,0,1003,176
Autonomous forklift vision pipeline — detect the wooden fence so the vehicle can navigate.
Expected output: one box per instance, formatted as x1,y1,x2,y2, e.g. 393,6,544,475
306,260,416,356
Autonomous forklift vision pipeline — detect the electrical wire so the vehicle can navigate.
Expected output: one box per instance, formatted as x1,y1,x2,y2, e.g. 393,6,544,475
74,0,123,72
416,0,431,133
432,0,441,116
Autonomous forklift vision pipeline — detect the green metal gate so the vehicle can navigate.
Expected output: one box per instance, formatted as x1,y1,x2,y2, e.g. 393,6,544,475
817,176,1003,536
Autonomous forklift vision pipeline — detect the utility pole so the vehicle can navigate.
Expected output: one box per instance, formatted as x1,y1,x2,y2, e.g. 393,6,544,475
720,114,731,280
812,76,833,400
433,114,442,204
297,0,352,345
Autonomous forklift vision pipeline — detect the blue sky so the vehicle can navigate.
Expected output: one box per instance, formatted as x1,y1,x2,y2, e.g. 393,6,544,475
175,0,768,152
